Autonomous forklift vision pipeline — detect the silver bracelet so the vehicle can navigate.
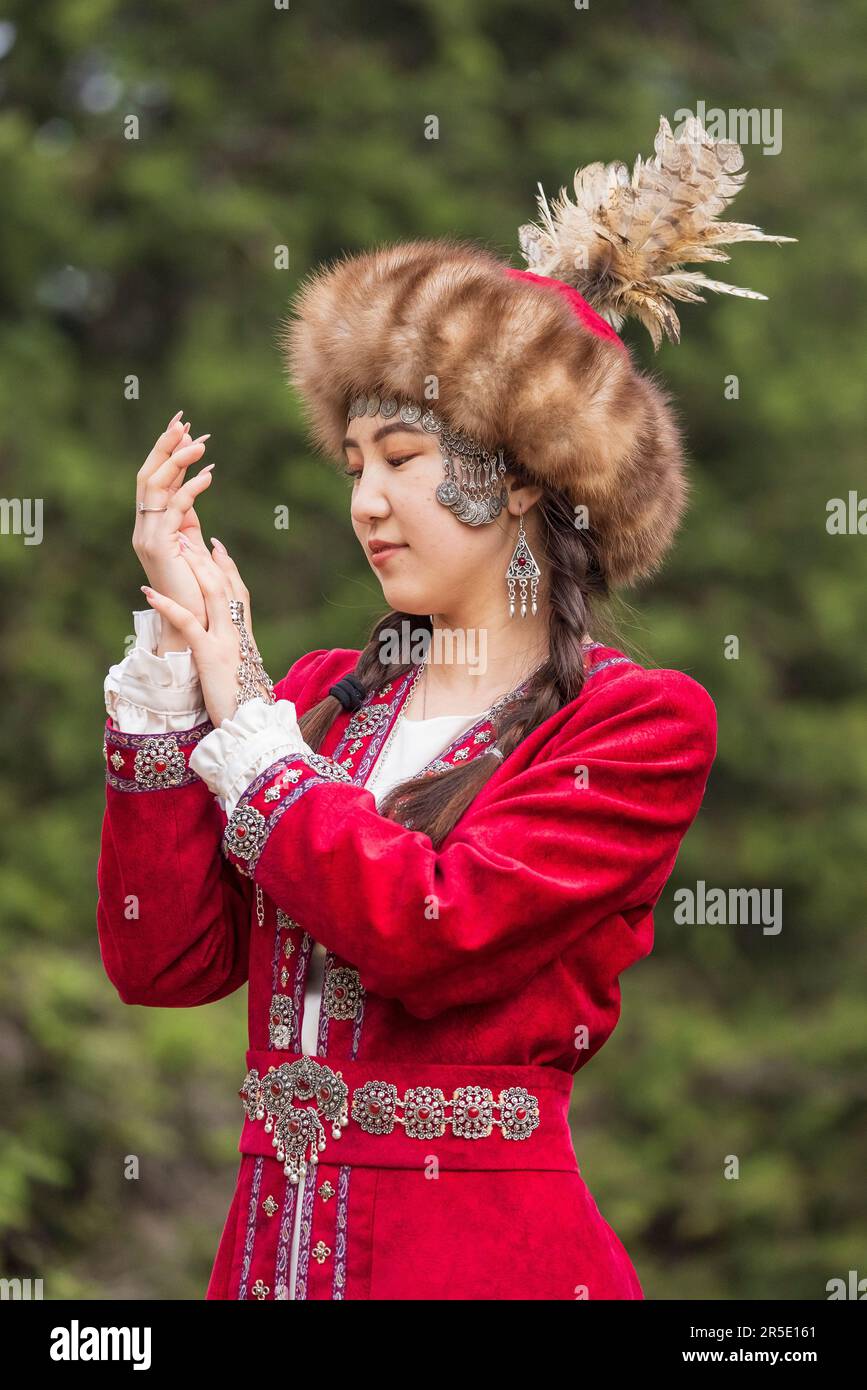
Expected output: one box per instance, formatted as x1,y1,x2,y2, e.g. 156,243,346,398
228,598,275,706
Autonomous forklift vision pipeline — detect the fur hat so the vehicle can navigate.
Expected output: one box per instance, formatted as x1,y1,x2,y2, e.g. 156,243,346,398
279,117,793,588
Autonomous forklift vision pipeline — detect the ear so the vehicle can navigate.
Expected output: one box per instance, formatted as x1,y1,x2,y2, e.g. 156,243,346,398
504,477,544,517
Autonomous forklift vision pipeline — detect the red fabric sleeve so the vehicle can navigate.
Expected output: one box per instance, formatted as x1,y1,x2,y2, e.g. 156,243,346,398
223,667,718,1020
95,647,333,1007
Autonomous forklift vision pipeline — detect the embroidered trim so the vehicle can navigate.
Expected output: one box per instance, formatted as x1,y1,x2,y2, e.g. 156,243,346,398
104,718,214,749
237,1155,264,1300
286,935,343,1296
333,666,417,781
103,719,215,792
273,1173,300,1301
222,750,352,876
585,655,633,677
331,1165,351,1300
293,1152,318,1301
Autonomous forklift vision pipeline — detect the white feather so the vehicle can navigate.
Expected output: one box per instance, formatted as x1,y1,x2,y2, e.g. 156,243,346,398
517,114,795,346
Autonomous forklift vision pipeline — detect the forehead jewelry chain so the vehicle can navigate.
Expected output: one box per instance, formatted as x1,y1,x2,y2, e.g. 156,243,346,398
347,394,508,526
228,598,275,707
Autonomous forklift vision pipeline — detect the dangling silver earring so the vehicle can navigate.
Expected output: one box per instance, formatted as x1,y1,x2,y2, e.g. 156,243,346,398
506,508,541,618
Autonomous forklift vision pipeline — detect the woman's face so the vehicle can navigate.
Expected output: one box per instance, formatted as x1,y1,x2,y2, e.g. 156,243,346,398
342,412,542,622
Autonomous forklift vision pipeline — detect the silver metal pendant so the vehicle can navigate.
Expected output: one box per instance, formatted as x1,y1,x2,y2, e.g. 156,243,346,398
323,966,364,1021
133,736,187,789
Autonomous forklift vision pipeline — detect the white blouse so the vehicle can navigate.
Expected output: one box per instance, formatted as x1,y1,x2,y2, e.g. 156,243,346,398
103,609,489,1298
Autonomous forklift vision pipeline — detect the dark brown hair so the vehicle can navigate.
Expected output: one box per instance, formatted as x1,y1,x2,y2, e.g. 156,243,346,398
299,477,618,848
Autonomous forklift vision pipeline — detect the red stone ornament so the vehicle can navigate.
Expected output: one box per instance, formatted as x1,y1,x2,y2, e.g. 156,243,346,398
240,1059,350,1185
268,992,294,1048
323,965,364,1021
347,1078,540,1142
133,736,187,789
222,804,268,875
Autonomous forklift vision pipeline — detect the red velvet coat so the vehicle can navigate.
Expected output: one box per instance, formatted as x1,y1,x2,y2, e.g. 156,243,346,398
96,641,717,1300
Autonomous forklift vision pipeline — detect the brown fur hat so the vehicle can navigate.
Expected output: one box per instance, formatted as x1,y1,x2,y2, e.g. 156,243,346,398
278,236,688,588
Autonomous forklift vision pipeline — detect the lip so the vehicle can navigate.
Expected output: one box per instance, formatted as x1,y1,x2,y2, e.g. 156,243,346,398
369,543,408,566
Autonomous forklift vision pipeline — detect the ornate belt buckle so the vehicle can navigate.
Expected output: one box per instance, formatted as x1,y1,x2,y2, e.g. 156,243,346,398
239,1058,349,1184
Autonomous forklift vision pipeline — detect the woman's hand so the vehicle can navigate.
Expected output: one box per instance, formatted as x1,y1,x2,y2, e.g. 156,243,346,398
140,536,264,728
134,410,216,642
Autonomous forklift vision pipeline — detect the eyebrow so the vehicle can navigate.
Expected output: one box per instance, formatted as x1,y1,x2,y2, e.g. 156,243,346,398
341,422,425,452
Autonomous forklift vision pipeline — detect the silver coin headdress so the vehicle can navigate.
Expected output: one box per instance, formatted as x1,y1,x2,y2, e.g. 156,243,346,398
346,392,509,527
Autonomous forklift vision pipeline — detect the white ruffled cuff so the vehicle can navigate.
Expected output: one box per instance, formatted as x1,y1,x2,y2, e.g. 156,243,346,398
188,697,313,818
104,609,209,734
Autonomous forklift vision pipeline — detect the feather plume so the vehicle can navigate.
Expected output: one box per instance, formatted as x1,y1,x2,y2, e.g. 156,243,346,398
518,115,796,348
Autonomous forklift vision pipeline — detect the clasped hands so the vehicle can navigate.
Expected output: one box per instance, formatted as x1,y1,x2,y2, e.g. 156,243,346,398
142,536,264,728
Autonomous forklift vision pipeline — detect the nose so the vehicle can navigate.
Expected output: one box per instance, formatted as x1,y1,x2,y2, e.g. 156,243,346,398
349,462,391,525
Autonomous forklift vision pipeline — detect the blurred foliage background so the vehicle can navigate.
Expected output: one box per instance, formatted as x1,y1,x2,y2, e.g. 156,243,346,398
0,0,865,1300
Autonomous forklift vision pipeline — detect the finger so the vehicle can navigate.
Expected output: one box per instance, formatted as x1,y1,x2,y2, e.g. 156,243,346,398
142,434,212,505
162,464,216,535
136,464,213,539
136,415,190,504
178,502,209,549
177,537,234,634
167,425,192,462
208,537,252,629
139,585,206,649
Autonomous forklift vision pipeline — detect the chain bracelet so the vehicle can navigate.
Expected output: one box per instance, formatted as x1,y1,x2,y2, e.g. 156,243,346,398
229,598,275,707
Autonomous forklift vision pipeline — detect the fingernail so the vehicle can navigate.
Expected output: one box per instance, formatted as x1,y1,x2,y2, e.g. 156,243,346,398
178,534,190,549
210,536,227,554
140,585,153,595
200,462,216,473
169,410,183,425
195,433,211,443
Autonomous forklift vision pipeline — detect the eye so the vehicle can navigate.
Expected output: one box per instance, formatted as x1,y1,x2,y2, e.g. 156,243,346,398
343,454,417,480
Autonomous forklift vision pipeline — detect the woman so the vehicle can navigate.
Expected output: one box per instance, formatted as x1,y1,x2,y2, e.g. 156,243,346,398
97,117,791,1300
